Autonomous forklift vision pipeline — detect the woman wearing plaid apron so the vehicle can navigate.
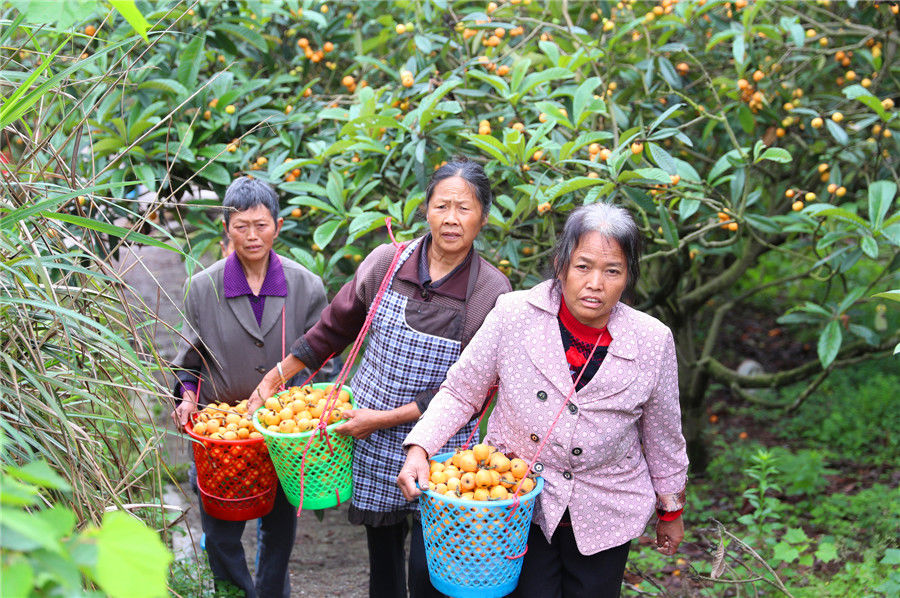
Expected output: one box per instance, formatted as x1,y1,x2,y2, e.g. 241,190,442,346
251,158,511,597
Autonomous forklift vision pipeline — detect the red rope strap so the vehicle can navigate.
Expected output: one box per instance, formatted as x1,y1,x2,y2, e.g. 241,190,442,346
506,545,528,560
294,217,407,517
279,305,287,393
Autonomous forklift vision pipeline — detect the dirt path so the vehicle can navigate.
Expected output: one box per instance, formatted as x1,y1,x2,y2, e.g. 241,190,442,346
115,245,371,596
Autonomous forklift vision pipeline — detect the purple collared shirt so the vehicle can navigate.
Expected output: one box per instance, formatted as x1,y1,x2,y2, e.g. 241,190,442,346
223,250,288,325
181,251,287,397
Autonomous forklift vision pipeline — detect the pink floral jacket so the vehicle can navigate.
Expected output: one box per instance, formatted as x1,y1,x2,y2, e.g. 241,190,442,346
404,280,688,555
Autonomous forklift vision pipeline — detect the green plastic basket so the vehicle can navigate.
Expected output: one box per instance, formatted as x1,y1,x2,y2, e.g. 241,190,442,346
252,383,355,510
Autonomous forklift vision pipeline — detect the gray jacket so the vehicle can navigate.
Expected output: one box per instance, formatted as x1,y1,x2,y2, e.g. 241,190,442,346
171,256,327,405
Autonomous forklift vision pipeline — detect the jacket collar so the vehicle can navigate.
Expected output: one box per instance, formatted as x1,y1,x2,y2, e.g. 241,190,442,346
394,234,479,301
525,279,637,361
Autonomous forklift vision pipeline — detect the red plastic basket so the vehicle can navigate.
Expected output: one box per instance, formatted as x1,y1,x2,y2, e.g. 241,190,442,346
185,420,278,521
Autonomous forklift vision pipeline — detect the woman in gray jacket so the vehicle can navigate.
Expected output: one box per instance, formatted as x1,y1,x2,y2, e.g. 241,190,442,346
171,176,327,598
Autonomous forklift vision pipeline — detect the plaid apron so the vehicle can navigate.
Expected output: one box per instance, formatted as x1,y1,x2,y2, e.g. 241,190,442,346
350,239,476,515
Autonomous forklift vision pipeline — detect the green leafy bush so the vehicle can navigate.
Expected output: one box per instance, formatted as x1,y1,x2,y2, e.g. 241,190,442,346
779,358,900,464
0,455,172,598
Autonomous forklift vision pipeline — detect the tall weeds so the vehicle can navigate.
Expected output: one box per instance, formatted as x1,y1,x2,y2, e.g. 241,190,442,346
0,3,191,530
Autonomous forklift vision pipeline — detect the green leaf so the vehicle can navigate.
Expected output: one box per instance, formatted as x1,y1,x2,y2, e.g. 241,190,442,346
842,85,891,120
109,0,150,42
313,220,342,250
812,207,870,230
872,289,900,303
467,70,510,98
534,101,573,129
198,162,231,186
825,119,849,145
783,527,809,544
658,205,679,246
31,547,82,591
818,319,842,368
214,22,267,53
868,180,896,231
757,147,792,164
543,177,606,201
513,67,574,103
0,37,67,128
648,103,685,133
0,561,33,598
572,77,602,126
658,57,682,89
175,35,204,89
648,143,677,174
732,34,746,67
137,78,189,97
537,41,559,67
0,476,40,507
347,212,387,240
881,548,900,565
815,542,839,563
461,133,511,166
41,212,175,251
679,199,700,221
92,511,172,598
630,168,671,184
0,506,66,552
418,77,463,128
5,461,71,492
772,541,800,564
861,236,878,259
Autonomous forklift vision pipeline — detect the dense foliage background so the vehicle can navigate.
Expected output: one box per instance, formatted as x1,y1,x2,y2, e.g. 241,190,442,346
2,0,898,595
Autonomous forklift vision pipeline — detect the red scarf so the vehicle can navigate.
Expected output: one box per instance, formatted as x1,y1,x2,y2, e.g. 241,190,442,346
559,299,612,368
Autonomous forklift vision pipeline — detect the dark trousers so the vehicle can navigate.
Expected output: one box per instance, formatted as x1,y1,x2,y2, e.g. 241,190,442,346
192,466,296,598
365,517,444,598
509,523,631,598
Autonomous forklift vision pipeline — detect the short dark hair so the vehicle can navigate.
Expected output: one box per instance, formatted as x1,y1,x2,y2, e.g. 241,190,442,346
550,202,642,302
424,157,492,216
222,176,279,226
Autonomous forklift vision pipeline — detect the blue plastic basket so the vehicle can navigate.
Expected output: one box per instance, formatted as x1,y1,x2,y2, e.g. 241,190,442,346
419,452,544,598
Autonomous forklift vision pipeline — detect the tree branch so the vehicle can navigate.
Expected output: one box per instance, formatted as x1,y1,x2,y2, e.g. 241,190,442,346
705,333,900,389
679,239,769,313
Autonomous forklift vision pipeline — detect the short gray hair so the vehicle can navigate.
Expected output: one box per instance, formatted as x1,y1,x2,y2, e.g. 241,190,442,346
222,176,280,226
550,202,642,302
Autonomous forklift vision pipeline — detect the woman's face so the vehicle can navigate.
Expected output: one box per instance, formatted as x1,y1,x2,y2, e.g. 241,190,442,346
559,232,628,329
224,204,282,265
425,176,486,258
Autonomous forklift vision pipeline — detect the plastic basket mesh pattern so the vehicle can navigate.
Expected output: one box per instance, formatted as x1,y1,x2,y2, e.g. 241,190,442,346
419,453,544,598
253,384,355,510
187,424,278,521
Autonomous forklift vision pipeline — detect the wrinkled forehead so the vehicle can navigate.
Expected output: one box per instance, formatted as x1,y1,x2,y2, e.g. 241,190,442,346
429,176,478,203
228,203,275,224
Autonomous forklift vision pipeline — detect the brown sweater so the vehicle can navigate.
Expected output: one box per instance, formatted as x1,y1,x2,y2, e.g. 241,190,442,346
290,236,511,410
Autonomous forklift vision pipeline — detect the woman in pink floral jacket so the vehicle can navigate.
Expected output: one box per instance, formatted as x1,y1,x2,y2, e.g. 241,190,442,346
399,202,688,598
